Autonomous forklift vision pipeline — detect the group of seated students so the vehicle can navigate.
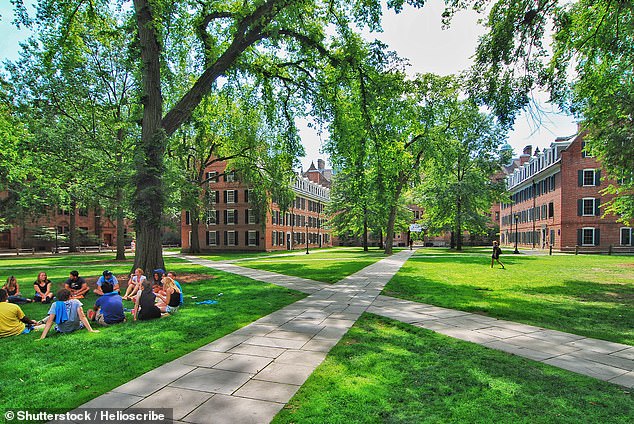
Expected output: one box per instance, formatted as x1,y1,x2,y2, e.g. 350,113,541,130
0,268,183,339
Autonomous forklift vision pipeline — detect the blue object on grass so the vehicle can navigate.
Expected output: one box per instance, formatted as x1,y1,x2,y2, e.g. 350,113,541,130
195,300,218,305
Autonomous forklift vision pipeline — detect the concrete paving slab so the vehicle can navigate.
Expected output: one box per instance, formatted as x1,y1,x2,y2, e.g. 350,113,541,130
243,336,306,350
175,350,230,368
439,317,491,330
567,349,634,371
313,326,350,340
198,335,251,353
482,340,557,361
435,328,500,344
543,355,629,381
79,391,144,409
214,354,273,374
183,394,284,424
233,379,301,403
227,344,287,358
519,329,584,344
231,323,279,337
266,330,314,342
130,386,212,421
277,322,325,335
301,338,340,352
611,347,634,361
254,362,317,385
411,321,457,332
112,363,197,397
275,350,327,367
170,368,253,394
565,338,632,355
609,371,634,388
504,336,582,356
476,326,526,339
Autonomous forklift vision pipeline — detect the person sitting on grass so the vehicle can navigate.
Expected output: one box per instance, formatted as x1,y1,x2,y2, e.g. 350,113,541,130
89,282,125,326
132,280,162,321
151,269,165,294
40,288,99,339
33,272,54,303
3,276,32,304
122,268,146,301
0,289,41,337
93,270,119,296
155,277,181,314
166,271,184,306
64,270,89,299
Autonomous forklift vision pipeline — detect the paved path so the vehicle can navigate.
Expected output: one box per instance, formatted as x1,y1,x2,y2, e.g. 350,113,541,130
79,250,416,423
78,249,634,423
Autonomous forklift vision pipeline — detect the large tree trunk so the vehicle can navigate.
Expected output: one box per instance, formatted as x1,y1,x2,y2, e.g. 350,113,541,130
190,208,201,253
384,203,398,255
133,0,165,274
69,198,77,252
115,187,126,260
455,198,463,251
362,206,368,252
378,229,383,250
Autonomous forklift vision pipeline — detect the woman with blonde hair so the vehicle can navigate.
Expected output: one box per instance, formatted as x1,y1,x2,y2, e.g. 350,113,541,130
3,276,32,304
122,268,146,301
155,277,181,314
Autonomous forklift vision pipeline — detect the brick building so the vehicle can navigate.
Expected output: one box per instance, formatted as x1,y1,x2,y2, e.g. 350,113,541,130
0,200,129,250
181,160,332,252
499,133,633,252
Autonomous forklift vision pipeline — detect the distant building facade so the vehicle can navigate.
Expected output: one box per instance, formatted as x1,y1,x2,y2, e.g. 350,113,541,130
181,160,332,252
499,133,633,252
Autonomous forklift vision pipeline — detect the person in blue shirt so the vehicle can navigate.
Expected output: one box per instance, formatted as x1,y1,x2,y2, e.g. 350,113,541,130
93,270,119,296
40,289,99,339
89,282,125,325
166,271,184,306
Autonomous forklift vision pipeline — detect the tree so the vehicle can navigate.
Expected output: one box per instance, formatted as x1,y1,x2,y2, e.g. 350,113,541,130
416,99,506,251
466,0,634,223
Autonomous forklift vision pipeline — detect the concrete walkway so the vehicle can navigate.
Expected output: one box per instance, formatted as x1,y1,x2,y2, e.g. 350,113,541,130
78,249,634,423
79,250,416,423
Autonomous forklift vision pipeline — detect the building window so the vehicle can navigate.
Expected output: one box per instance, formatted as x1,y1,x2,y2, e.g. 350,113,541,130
248,230,258,246
581,228,596,246
206,231,218,246
226,190,236,203
225,171,235,182
548,202,554,218
582,198,596,216
226,209,236,224
247,209,256,224
583,169,596,186
206,210,217,225
225,231,236,246
78,207,89,217
185,211,191,226
206,171,218,183
621,228,632,246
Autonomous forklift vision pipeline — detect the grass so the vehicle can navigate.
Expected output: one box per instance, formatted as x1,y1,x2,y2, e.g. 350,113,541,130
274,314,634,424
0,254,305,411
383,247,634,345
236,247,388,284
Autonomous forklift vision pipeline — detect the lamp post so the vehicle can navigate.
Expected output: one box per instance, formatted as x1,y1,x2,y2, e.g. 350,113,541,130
513,213,520,254
317,200,321,248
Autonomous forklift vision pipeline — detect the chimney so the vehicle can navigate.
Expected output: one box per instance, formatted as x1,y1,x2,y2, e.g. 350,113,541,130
522,145,532,156
317,159,325,170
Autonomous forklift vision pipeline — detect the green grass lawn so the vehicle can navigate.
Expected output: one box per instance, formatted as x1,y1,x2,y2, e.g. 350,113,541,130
237,247,388,284
274,314,634,424
383,248,634,345
0,254,305,411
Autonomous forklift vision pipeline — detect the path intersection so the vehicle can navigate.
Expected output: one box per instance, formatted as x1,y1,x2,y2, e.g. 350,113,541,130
77,249,634,423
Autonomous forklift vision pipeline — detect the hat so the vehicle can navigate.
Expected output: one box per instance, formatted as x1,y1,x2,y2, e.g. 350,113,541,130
103,270,113,277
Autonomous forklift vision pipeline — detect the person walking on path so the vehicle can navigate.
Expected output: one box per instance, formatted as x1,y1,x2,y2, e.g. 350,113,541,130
491,241,505,269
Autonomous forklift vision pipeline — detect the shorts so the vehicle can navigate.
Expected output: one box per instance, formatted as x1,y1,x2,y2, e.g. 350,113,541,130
166,305,179,314
21,324,34,334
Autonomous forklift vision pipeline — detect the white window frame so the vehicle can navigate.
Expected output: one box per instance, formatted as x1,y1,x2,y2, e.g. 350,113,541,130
206,209,217,225
582,197,596,216
583,169,596,187
226,171,235,182
226,190,235,204
248,209,256,224
226,209,235,225
226,231,236,246
248,230,257,246
582,227,595,246
620,227,632,246
207,231,217,246
206,171,217,184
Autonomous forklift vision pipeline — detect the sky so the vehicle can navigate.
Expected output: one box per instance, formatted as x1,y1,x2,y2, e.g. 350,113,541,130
0,1,577,171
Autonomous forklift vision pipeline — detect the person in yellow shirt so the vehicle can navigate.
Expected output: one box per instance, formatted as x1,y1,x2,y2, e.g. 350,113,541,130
0,288,40,337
